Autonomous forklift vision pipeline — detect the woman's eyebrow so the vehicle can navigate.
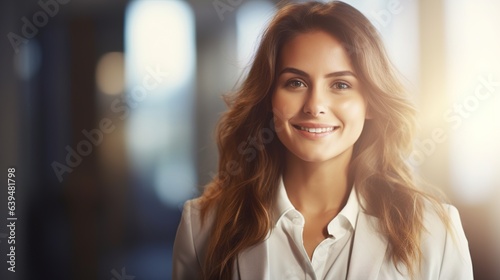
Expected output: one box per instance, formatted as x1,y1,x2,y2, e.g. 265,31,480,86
278,67,357,78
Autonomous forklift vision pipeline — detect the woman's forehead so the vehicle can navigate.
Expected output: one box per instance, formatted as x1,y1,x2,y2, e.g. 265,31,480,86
278,31,354,74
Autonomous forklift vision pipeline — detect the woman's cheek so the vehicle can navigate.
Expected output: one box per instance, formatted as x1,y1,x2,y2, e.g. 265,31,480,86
338,98,366,120
272,92,301,121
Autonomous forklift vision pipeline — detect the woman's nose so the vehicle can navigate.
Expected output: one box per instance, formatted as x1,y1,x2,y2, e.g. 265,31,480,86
303,87,327,116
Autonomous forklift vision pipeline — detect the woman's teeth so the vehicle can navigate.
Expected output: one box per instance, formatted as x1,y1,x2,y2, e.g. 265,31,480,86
297,126,335,133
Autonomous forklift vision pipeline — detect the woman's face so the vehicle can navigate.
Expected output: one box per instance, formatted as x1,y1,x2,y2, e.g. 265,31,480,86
272,30,369,163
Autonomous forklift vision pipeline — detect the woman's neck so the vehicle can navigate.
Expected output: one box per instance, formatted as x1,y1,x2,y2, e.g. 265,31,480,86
282,148,353,215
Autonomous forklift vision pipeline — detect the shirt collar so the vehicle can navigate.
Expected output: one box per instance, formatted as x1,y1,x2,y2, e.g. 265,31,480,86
271,176,360,230
271,177,295,225
334,184,359,230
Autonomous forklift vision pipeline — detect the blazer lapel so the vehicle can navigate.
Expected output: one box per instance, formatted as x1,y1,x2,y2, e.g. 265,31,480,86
347,211,388,280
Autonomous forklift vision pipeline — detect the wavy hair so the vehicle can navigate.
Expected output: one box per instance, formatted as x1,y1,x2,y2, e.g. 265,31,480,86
199,1,449,279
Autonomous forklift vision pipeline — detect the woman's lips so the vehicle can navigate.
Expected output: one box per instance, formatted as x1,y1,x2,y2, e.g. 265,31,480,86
292,124,339,138
293,125,335,133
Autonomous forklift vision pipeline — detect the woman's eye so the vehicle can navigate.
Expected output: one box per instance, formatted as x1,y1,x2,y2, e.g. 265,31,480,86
332,82,350,90
286,80,306,89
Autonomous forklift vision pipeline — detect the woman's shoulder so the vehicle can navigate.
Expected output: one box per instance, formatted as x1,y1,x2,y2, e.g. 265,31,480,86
181,197,203,214
419,201,473,277
180,197,217,230
421,201,463,234
420,201,464,242
173,195,222,278
174,197,216,269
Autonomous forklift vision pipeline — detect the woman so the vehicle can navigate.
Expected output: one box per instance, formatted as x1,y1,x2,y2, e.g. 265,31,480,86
172,1,473,279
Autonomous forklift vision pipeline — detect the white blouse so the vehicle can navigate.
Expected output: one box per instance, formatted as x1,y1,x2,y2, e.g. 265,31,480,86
172,179,473,280
263,178,359,279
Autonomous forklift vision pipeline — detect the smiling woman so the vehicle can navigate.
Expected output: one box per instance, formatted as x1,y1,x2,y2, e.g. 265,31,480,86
172,1,473,280
272,31,368,165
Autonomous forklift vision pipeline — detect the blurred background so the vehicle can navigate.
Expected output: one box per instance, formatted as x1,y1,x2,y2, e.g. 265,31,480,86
0,0,499,279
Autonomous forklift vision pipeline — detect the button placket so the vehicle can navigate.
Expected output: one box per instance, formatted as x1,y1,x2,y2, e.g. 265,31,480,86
312,244,327,269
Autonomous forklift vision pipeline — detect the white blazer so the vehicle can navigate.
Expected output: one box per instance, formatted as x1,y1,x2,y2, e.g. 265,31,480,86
172,198,473,280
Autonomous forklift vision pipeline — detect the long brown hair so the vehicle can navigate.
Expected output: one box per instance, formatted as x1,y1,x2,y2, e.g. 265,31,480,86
199,1,448,279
